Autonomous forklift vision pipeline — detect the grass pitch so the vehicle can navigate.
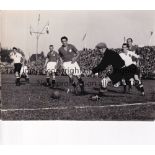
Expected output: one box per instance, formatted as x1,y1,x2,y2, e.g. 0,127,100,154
1,74,155,120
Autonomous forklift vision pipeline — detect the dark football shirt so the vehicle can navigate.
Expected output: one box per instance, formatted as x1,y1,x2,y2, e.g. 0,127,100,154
92,48,125,74
58,44,78,62
128,45,139,54
47,51,59,62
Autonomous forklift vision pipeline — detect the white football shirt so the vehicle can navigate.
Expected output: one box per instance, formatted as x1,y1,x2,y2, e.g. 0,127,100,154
10,52,23,63
120,50,139,66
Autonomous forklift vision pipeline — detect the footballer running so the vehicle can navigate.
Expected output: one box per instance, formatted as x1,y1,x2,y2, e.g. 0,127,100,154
44,45,59,88
119,43,141,92
58,36,84,95
9,47,25,86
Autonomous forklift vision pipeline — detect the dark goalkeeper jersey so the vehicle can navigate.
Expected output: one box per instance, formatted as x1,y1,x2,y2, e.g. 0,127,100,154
92,48,125,74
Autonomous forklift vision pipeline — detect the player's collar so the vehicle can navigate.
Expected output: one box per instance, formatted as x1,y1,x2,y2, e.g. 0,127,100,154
62,44,69,48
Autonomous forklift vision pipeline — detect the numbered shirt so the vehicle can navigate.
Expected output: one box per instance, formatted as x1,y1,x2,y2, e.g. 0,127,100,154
47,51,59,62
10,52,22,63
58,44,78,62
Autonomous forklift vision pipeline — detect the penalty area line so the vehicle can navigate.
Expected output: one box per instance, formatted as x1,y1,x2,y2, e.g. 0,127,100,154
1,102,155,112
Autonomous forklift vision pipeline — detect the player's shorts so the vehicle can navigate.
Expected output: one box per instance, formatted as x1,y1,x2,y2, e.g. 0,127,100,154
14,63,22,74
46,62,57,72
62,61,81,76
20,66,28,75
109,64,139,84
121,64,140,80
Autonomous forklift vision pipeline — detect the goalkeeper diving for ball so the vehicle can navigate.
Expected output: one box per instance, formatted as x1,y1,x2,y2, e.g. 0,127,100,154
90,42,145,99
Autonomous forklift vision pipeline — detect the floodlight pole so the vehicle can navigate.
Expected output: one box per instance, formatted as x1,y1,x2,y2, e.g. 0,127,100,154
36,35,39,65
30,14,49,66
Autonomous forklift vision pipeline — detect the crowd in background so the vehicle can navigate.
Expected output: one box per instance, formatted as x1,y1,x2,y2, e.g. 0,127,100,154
78,46,155,79
1,46,155,79
138,46,155,79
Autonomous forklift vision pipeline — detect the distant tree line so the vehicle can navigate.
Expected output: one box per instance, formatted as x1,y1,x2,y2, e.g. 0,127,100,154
0,48,13,63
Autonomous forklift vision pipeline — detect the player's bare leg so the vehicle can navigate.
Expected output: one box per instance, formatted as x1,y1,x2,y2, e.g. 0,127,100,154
51,72,56,88
122,79,127,93
46,70,51,87
25,71,29,83
127,78,134,93
67,73,78,95
134,74,141,83
134,76,145,96
15,71,20,86
130,74,145,95
77,75,85,95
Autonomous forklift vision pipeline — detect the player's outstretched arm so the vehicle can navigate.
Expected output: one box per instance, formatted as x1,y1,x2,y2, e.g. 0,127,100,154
71,52,80,63
128,51,139,59
71,45,80,63
92,57,108,74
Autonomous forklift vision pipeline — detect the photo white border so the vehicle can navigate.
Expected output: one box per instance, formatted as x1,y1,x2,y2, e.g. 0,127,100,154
0,0,155,10
0,0,155,147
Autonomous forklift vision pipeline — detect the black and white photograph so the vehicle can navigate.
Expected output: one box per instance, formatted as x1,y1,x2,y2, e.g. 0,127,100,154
1,10,155,120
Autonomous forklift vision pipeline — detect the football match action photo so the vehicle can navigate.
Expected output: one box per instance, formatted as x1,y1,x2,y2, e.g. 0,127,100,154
0,10,155,120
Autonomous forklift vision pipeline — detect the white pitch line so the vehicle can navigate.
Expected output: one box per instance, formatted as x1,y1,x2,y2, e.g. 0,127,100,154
75,102,155,109
1,102,155,112
1,107,68,112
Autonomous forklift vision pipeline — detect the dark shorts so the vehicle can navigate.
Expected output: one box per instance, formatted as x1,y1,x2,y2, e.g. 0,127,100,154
109,64,139,84
14,63,22,73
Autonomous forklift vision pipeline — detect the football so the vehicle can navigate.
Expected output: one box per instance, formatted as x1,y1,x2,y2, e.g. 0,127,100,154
51,90,61,99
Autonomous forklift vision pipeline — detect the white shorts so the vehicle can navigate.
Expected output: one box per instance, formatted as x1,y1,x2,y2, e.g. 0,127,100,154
20,66,28,75
62,61,81,76
46,62,57,72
